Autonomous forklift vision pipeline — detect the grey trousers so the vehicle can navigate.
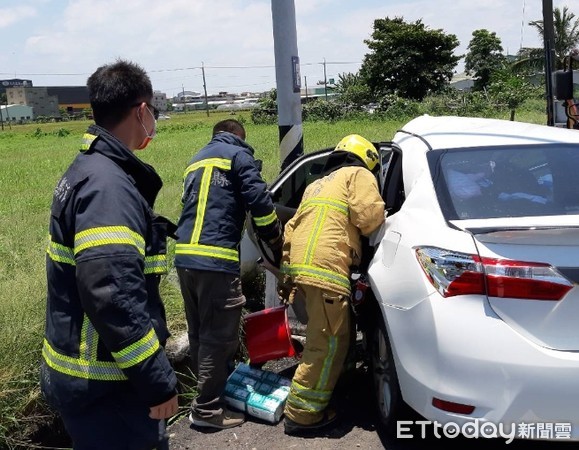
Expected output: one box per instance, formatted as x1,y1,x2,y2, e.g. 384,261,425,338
177,268,246,418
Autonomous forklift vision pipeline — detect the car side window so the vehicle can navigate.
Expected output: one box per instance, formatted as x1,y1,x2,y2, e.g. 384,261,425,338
272,155,331,209
380,144,405,214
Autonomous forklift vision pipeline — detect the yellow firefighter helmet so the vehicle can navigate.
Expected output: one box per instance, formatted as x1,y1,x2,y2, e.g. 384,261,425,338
334,134,379,172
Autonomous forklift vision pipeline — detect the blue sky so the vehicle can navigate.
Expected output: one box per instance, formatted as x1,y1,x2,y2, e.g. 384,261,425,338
0,0,571,97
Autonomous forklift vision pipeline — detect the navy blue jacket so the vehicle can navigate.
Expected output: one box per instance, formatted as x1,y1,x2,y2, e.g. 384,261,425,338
174,132,280,274
41,125,178,412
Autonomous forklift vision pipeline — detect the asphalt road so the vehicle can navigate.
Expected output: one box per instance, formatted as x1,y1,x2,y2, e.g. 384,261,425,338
165,357,574,450
167,356,387,450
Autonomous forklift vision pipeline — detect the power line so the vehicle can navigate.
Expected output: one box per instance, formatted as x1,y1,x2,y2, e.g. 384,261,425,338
0,61,362,78
0,72,85,76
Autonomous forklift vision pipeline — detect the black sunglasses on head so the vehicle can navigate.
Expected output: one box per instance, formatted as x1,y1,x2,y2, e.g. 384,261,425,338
133,102,159,120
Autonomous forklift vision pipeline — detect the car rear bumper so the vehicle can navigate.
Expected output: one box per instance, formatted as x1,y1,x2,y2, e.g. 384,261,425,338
383,293,579,441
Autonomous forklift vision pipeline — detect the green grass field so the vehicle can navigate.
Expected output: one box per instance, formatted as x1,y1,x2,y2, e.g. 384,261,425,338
0,105,548,447
0,110,407,447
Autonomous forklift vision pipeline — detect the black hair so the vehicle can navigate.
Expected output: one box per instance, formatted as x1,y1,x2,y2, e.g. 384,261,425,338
212,119,246,140
87,59,153,128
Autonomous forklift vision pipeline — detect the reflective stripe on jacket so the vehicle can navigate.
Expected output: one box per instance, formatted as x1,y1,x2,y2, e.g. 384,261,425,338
41,125,177,411
281,166,385,296
174,132,280,274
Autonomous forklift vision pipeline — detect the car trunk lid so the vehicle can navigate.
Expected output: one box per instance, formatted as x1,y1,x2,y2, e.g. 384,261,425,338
453,218,579,351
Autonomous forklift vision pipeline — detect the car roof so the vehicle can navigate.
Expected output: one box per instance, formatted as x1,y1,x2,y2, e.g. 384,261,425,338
395,114,579,152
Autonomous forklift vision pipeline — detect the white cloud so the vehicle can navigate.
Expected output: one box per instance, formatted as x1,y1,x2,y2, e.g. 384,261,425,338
0,0,574,95
0,6,37,28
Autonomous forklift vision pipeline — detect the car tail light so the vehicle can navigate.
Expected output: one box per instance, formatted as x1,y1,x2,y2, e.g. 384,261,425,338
415,247,573,300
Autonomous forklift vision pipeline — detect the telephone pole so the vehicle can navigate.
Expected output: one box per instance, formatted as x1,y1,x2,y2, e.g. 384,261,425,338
543,0,555,126
202,62,210,117
271,0,303,171
182,84,186,113
323,58,328,101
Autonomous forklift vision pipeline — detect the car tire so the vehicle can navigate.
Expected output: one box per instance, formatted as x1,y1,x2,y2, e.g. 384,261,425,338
368,311,406,435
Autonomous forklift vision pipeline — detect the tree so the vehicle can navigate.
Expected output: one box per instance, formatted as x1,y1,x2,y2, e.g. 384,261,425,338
334,72,372,109
488,69,539,121
511,46,545,75
251,89,277,125
465,29,507,91
360,17,461,100
527,6,579,70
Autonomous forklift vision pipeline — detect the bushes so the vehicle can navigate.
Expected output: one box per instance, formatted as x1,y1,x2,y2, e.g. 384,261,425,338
251,89,546,126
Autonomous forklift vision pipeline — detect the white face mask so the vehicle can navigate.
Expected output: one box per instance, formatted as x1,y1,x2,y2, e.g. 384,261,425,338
136,106,156,150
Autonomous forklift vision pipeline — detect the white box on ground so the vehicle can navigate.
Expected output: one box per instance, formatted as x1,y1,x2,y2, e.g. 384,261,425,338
224,363,291,424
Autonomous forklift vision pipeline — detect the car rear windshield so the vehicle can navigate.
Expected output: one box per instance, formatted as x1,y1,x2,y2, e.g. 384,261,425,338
431,144,579,220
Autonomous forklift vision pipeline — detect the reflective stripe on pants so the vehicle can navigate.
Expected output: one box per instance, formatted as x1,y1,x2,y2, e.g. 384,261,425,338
284,284,351,425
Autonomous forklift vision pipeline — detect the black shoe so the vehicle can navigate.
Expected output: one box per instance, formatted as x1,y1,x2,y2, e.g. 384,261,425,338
284,409,337,436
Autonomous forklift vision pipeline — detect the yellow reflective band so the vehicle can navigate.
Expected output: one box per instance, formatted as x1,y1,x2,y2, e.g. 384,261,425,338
183,158,232,242
112,328,160,369
74,226,145,255
47,235,75,266
253,210,278,227
285,264,350,290
80,133,97,151
175,243,239,262
299,198,348,215
190,168,212,244
285,395,325,413
42,339,127,381
287,379,331,413
184,158,231,177
79,316,98,361
290,379,332,401
144,254,167,274
317,336,338,390
304,208,328,265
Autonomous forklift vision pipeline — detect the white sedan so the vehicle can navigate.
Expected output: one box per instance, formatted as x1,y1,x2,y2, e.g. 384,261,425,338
248,114,579,443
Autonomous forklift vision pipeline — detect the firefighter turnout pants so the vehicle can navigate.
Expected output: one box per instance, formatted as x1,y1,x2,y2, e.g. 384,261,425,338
284,284,351,425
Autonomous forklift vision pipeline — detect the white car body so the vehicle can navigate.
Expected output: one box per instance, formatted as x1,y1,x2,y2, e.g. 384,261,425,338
371,115,579,441
247,115,579,441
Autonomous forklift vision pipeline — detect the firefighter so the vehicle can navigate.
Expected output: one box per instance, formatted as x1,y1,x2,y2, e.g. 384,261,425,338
279,134,385,435
174,119,282,430
40,60,178,449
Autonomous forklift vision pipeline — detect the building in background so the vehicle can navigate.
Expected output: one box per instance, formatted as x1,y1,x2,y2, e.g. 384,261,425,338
0,79,33,95
152,91,168,112
6,86,60,119
0,104,33,123
46,86,90,116
450,73,475,91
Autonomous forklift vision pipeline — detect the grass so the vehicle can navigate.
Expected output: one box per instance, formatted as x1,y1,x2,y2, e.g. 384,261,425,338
0,105,548,448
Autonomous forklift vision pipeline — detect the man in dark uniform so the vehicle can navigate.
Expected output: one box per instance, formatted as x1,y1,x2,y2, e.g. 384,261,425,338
175,119,282,430
41,59,178,450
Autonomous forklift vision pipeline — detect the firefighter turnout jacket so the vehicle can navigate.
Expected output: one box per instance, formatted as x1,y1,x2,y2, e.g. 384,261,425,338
174,132,281,274
281,166,385,296
41,125,178,412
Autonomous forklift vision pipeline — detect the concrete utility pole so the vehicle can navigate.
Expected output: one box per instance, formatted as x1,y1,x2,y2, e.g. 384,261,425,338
202,62,210,118
271,0,303,171
182,84,187,113
323,58,328,101
543,0,555,126
265,0,304,315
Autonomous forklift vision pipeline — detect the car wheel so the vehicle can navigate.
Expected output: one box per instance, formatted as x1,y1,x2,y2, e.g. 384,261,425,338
369,313,404,434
